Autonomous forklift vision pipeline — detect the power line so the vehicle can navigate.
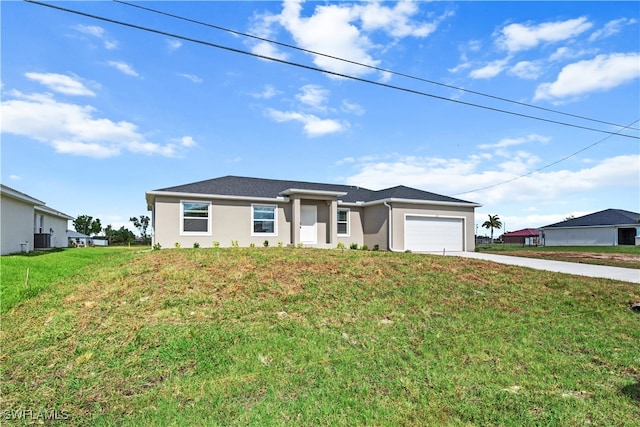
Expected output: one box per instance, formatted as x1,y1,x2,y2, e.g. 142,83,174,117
113,0,640,132
24,0,640,140
452,118,640,196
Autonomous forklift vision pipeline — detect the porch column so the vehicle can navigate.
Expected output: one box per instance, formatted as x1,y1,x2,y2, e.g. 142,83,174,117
291,196,301,246
328,200,337,246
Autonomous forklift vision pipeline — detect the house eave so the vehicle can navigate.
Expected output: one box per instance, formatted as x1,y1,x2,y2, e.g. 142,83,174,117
347,198,482,208
34,205,74,220
0,184,45,206
146,190,291,209
279,188,348,198
540,223,638,230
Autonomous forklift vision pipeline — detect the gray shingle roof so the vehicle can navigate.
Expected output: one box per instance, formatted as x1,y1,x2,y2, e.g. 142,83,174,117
541,209,640,228
155,176,476,205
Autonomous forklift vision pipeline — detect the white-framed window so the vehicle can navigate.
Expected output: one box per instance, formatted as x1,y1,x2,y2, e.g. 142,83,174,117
337,208,350,236
252,204,277,236
181,201,211,235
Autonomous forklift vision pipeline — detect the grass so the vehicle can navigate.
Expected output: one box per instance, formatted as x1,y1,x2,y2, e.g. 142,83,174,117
477,244,640,269
1,247,639,425
0,247,141,314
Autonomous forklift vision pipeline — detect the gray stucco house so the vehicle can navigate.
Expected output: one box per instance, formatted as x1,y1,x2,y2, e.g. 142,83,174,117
540,208,640,246
146,176,481,252
1,184,73,255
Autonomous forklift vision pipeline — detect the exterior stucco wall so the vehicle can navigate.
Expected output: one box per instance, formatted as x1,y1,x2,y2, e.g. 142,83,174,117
388,203,476,251
336,207,365,247
363,204,388,250
1,195,35,255
543,227,617,246
41,213,70,249
153,196,292,248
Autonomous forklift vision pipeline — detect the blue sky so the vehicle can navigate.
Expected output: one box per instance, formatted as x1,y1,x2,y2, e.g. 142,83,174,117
2,1,639,236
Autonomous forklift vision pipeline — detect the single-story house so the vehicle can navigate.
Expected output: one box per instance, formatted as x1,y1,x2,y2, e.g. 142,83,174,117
67,230,110,247
501,228,540,246
540,209,640,246
1,184,74,255
145,176,481,252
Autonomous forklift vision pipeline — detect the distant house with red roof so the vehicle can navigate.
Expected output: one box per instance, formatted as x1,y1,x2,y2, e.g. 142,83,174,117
501,228,540,246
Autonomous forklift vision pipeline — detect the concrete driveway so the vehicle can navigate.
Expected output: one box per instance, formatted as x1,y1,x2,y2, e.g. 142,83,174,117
443,251,640,284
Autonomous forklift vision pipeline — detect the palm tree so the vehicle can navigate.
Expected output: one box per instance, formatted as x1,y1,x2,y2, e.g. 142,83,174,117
482,214,503,243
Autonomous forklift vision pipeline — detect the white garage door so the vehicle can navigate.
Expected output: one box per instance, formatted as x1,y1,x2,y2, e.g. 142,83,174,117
405,216,463,252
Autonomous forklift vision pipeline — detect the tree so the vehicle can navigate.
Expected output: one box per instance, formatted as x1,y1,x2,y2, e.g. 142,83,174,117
111,226,135,245
73,215,102,236
482,214,503,243
104,225,115,245
130,215,151,245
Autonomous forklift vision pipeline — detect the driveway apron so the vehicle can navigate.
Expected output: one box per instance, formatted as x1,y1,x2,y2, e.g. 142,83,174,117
441,251,640,284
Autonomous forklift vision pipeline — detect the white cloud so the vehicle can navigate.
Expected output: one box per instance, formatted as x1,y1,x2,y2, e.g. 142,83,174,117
75,24,104,38
478,134,550,150
296,84,330,109
251,0,449,78
497,17,592,53
341,152,639,205
341,99,365,115
266,109,347,137
107,61,140,77
25,72,96,96
1,91,188,158
508,60,542,80
74,24,116,50
589,17,637,41
469,58,509,79
166,39,182,52
9,174,22,181
177,73,203,83
534,53,640,101
251,85,280,99
179,136,196,147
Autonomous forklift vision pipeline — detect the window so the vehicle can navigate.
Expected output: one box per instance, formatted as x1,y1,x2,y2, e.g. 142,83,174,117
181,201,210,234
252,205,277,235
337,208,350,236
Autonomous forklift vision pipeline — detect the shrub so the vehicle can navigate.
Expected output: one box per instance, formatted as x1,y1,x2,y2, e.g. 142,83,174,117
373,244,379,251
277,241,283,248
350,243,358,250
337,242,346,250
153,243,161,250
361,244,368,251
231,240,239,248
212,241,220,249
296,243,303,249
193,242,200,248
263,240,269,248
174,242,181,249
249,243,256,248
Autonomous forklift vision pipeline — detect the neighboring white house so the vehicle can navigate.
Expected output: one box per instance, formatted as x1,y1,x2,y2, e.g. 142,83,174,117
1,184,73,255
146,175,481,252
540,209,640,246
67,230,109,247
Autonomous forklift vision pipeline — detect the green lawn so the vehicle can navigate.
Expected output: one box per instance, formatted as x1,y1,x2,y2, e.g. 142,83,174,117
1,248,639,425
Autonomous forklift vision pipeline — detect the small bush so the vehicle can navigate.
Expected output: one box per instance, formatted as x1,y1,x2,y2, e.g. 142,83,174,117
373,244,379,251
277,241,283,248
193,242,200,248
212,241,220,249
249,243,256,248
263,240,269,248
350,243,358,250
231,240,239,248
153,243,161,250
361,244,368,251
337,242,346,250
174,242,181,249
296,243,303,249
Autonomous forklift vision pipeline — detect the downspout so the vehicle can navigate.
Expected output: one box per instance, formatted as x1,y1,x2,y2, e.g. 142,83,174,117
384,200,402,252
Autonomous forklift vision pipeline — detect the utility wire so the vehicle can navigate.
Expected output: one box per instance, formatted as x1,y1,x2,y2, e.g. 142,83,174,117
452,118,640,196
113,0,639,132
24,0,640,140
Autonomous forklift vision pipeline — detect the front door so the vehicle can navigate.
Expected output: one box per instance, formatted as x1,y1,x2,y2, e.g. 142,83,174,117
300,205,317,244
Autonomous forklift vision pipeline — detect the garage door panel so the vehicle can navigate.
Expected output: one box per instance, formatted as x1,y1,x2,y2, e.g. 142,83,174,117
405,216,463,252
